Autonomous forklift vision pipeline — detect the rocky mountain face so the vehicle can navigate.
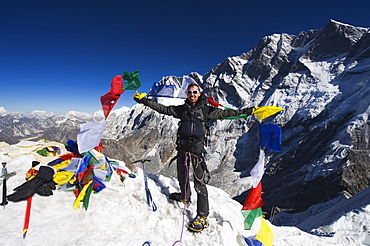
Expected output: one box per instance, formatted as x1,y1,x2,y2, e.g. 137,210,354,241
102,19,370,219
208,21,370,217
1,20,369,224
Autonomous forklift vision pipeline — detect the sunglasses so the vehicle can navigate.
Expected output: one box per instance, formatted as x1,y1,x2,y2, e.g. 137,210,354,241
187,90,199,94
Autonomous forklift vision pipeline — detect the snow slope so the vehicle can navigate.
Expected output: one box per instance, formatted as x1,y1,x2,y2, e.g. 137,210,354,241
0,142,369,246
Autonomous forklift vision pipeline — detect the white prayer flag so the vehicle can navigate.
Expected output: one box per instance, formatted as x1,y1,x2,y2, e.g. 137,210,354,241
250,148,265,188
77,120,107,154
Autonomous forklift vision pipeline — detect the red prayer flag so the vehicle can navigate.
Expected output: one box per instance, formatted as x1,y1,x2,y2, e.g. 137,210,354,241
110,75,124,95
60,153,79,160
208,96,223,108
100,75,124,119
242,181,264,210
94,143,104,152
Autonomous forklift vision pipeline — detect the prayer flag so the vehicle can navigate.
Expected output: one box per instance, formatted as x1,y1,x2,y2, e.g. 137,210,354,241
242,181,264,210
207,96,223,108
208,96,249,120
221,114,249,120
250,149,265,188
255,218,275,246
207,96,233,110
73,180,93,210
100,93,121,119
122,71,142,90
148,83,175,97
100,75,124,119
260,123,282,152
77,120,107,154
244,236,263,246
109,75,124,94
252,106,284,122
241,208,262,230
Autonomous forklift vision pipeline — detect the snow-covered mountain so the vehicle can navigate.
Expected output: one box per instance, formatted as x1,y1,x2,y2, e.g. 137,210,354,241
1,142,370,246
1,20,369,234
0,107,106,144
99,19,370,221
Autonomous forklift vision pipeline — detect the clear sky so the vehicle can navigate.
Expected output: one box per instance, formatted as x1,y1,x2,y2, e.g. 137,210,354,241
1,0,370,115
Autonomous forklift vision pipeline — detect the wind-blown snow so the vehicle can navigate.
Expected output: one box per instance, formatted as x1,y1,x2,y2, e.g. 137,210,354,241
0,142,370,246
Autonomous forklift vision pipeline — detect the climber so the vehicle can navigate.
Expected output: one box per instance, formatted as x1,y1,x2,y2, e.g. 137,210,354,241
134,82,254,232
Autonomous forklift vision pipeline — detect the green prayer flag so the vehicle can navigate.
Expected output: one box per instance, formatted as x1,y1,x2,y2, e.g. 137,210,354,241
36,148,49,157
221,114,248,120
82,181,94,210
241,207,262,230
88,155,100,165
122,71,142,90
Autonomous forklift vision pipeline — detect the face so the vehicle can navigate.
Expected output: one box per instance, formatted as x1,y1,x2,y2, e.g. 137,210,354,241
187,85,201,105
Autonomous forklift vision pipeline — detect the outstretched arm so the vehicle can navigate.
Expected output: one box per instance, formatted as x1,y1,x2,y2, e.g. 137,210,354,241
134,93,180,118
207,106,254,120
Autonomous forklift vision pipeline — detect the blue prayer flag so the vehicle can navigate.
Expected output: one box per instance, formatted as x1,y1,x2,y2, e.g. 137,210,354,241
260,123,282,152
148,83,175,98
244,236,263,246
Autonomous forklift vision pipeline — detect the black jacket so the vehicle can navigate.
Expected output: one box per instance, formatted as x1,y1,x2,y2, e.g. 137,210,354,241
142,94,248,140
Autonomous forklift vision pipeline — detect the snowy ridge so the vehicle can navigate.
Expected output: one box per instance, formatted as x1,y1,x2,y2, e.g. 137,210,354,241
0,143,370,246
0,20,370,245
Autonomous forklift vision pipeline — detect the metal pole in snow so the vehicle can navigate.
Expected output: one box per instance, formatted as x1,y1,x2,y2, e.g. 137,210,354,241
133,159,157,211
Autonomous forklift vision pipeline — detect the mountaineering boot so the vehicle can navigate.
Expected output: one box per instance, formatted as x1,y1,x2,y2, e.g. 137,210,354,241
188,215,209,232
169,192,190,205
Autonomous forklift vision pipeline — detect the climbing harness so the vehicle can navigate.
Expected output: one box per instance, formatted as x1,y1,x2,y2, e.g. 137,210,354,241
188,152,210,185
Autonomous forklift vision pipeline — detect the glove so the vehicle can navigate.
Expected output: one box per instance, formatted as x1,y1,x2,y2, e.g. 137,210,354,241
36,181,56,196
134,91,148,104
243,107,255,116
7,166,55,202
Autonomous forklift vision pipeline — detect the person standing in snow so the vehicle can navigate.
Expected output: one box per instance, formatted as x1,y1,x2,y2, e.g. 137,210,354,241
134,82,254,232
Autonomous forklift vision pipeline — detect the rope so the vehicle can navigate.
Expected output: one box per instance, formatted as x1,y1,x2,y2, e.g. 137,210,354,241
172,152,190,246
189,153,207,185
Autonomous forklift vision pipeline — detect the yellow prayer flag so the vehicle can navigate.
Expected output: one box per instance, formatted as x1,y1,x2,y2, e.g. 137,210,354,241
53,171,75,186
255,218,275,246
52,160,71,171
252,106,284,122
73,180,93,210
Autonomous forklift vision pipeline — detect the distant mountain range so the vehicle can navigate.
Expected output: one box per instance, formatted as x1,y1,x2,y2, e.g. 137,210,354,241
1,20,369,226
0,106,104,144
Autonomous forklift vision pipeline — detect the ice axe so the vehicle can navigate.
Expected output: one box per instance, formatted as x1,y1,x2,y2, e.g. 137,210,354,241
0,162,16,208
133,159,157,212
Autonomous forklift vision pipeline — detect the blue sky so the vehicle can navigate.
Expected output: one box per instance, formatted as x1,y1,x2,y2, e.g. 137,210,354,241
1,0,370,115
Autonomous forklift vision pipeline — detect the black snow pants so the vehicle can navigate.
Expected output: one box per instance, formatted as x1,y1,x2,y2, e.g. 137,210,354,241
176,149,210,217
